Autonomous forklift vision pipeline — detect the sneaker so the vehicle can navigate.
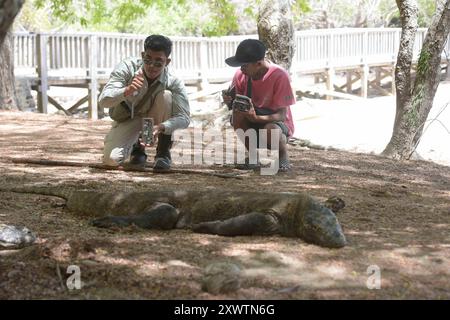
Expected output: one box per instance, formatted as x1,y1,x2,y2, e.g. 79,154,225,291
153,156,172,170
235,157,261,170
279,158,292,172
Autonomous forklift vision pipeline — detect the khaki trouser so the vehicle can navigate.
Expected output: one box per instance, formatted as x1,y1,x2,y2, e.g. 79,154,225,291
103,90,172,166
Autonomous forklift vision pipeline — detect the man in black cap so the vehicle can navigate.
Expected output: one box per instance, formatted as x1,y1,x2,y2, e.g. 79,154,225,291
223,39,295,173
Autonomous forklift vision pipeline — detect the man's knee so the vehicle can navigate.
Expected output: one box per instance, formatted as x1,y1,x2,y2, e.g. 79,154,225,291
162,90,173,105
150,90,172,124
156,90,172,111
264,123,281,132
260,123,284,149
264,123,284,139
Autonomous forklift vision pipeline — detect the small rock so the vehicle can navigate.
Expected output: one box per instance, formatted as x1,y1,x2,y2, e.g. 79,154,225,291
7,270,21,279
278,285,301,293
80,259,100,266
0,224,36,250
201,262,242,295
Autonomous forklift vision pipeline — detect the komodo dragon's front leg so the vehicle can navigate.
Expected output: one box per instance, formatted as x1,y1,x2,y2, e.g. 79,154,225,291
91,202,179,230
192,212,281,236
90,203,281,237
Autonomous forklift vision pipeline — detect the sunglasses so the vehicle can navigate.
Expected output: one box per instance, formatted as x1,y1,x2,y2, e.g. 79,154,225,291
142,58,165,68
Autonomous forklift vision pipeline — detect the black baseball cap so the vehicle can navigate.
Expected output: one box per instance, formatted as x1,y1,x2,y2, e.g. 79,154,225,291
225,39,266,67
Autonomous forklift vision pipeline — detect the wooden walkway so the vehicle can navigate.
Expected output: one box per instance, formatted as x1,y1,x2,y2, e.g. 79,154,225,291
13,28,450,119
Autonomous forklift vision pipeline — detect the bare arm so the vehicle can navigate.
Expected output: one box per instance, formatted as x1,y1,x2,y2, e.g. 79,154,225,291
236,106,287,124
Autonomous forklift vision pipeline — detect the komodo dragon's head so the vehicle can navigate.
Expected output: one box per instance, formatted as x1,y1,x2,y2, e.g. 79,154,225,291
296,201,347,248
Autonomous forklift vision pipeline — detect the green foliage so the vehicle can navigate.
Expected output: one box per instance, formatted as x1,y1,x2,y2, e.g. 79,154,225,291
417,0,436,27
32,0,115,29
409,49,431,128
240,0,259,20
21,0,241,36
202,0,239,36
379,0,399,27
407,49,432,127
15,0,438,35
243,0,310,23
417,49,430,77
385,0,436,28
34,0,72,23
409,85,423,128
13,1,55,31
113,1,148,32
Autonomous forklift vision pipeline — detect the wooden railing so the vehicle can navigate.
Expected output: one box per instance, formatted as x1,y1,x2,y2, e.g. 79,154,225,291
291,28,440,72
13,28,449,81
12,28,450,119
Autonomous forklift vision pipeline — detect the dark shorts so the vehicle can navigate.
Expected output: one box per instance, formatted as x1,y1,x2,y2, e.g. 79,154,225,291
230,108,290,137
252,120,289,137
230,108,290,148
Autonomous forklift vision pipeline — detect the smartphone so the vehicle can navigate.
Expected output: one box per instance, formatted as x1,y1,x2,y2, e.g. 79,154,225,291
142,118,154,145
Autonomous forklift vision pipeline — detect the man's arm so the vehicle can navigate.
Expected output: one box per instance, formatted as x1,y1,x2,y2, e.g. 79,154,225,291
160,78,190,135
240,106,287,124
98,62,133,109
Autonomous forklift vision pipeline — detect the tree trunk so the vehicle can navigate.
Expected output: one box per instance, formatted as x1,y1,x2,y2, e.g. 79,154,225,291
0,0,24,110
0,0,24,46
257,0,295,72
382,0,450,159
0,32,19,110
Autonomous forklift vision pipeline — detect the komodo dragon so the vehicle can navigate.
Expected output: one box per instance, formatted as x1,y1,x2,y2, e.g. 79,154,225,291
0,186,347,248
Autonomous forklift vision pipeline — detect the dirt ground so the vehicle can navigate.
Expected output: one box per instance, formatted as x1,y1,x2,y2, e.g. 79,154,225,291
0,110,449,300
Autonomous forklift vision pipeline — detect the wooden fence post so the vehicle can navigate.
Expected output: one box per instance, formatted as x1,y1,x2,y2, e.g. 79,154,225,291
88,35,98,120
361,30,369,98
36,33,48,114
199,39,209,90
346,71,353,93
360,64,369,98
326,31,335,100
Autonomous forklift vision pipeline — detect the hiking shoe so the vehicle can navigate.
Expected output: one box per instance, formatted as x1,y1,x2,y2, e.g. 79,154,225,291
129,153,147,166
153,156,172,170
129,142,147,166
154,133,172,170
278,158,292,172
235,157,261,170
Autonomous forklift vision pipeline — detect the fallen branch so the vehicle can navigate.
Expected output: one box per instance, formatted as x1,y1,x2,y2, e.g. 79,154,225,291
288,137,339,151
8,158,243,180
55,263,66,291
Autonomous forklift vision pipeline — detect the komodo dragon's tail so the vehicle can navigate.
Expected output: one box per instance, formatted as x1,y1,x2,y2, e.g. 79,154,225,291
0,185,73,200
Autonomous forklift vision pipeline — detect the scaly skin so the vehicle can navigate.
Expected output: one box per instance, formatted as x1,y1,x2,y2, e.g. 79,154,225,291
0,186,346,248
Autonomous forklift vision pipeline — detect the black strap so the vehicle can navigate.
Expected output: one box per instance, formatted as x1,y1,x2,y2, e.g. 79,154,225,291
118,84,154,119
246,76,252,98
